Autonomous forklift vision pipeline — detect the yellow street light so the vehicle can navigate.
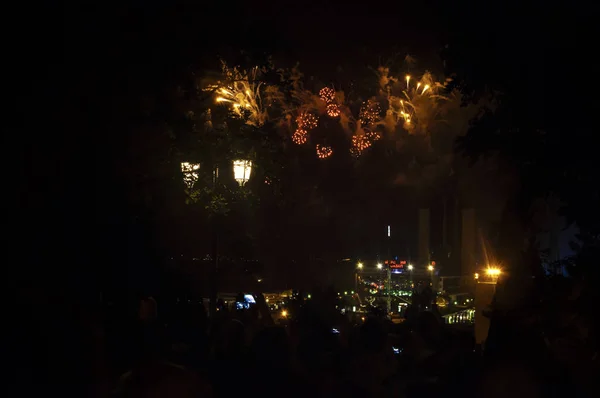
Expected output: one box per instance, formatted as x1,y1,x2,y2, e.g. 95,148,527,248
357,262,363,269
281,309,288,318
181,162,200,189
486,268,501,277
376,263,383,269
407,264,413,271
427,265,434,272
233,159,252,186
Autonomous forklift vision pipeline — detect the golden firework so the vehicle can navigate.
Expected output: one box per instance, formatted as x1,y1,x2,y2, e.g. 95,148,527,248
376,66,449,136
207,64,269,127
394,72,445,128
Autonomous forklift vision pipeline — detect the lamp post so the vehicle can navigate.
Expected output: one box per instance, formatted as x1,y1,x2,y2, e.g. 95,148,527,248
233,160,252,186
427,264,435,292
181,159,253,318
356,262,363,294
475,267,501,347
386,225,392,316
181,162,200,189
485,267,501,283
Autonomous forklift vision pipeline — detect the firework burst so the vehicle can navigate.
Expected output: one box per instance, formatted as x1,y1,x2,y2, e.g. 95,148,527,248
319,87,336,103
292,128,308,144
359,100,381,126
393,72,447,132
207,63,269,127
316,144,333,159
351,135,372,157
375,63,449,137
291,112,318,145
296,112,318,130
366,130,381,141
319,87,341,118
326,103,340,117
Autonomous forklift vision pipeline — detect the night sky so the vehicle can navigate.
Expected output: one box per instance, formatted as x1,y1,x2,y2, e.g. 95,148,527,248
15,0,593,292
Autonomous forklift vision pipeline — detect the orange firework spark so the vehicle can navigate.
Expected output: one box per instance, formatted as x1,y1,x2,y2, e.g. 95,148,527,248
351,135,372,156
319,87,340,118
319,87,336,103
359,100,381,126
292,128,308,145
316,144,333,159
366,130,381,141
326,103,340,117
291,112,318,145
297,112,318,130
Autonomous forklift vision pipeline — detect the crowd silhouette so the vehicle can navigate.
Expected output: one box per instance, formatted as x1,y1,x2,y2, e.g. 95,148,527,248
62,284,579,398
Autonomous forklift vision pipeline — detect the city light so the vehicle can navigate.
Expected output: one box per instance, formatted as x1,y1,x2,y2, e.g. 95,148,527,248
407,264,413,270
376,263,383,269
427,265,434,272
474,273,479,280
486,268,501,276
281,309,288,318
357,262,363,269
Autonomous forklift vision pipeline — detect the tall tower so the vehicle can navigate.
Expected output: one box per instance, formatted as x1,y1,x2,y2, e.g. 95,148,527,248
418,208,430,266
461,208,476,275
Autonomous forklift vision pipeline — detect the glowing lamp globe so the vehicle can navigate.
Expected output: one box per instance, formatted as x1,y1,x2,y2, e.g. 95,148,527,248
181,162,200,188
233,160,252,186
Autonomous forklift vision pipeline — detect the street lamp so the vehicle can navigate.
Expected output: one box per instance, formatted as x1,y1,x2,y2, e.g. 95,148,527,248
376,263,383,269
233,160,252,186
427,264,435,291
181,159,252,318
181,162,200,188
486,267,501,282
355,262,363,296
